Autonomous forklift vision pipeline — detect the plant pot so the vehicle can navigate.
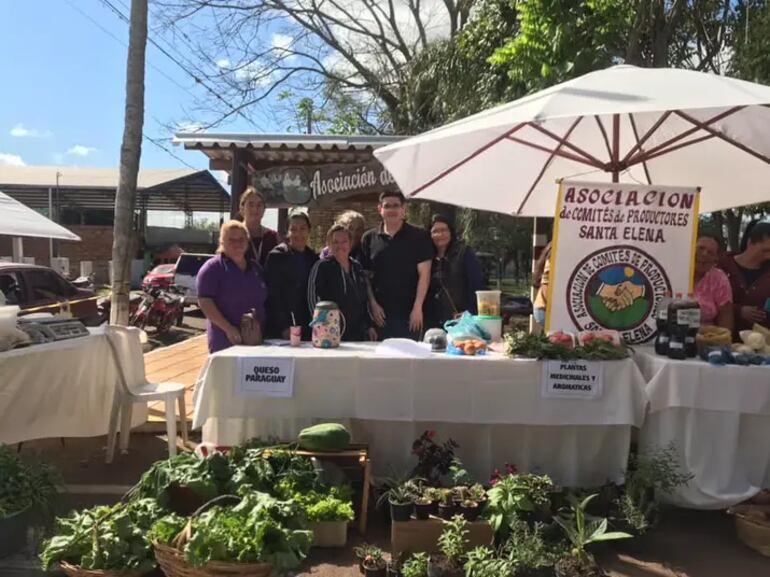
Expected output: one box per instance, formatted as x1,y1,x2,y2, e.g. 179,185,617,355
309,520,348,547
390,501,413,522
387,565,402,577
428,500,440,515
460,504,480,522
414,502,433,520
364,566,387,577
554,556,603,577
0,506,30,558
438,503,457,520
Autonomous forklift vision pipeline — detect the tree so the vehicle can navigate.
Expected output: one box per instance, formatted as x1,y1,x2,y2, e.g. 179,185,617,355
111,0,148,325
155,0,478,132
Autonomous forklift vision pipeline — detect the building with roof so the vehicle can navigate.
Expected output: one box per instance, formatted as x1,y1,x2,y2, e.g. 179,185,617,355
0,166,228,281
173,133,405,244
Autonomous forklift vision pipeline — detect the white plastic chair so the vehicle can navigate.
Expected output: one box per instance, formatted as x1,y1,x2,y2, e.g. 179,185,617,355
104,325,188,463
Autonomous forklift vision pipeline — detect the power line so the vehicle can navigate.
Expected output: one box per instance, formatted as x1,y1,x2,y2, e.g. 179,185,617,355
97,0,259,129
143,134,197,169
61,0,191,93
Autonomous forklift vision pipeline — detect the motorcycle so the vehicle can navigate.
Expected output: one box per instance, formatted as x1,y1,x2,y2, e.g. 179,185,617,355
130,286,185,334
97,292,143,324
71,272,96,291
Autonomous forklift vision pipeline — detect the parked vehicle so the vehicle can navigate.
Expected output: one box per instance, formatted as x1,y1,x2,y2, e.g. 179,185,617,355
71,272,96,291
173,253,213,306
0,263,99,324
141,263,176,292
130,286,185,334
96,292,143,324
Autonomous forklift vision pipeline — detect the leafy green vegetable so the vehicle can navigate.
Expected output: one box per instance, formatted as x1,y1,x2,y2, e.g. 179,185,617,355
0,444,61,519
40,498,164,572
174,492,312,571
504,331,631,360
129,452,232,508
294,491,354,522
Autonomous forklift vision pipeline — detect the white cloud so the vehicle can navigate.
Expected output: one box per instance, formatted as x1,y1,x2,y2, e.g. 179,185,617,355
10,123,51,138
216,58,230,69
176,122,205,134
0,153,26,166
67,145,98,157
271,33,294,52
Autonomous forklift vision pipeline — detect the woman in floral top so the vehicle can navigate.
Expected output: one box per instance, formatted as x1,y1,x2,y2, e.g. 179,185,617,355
694,234,733,332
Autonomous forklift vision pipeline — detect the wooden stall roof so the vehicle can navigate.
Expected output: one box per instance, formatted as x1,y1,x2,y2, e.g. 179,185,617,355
173,132,406,169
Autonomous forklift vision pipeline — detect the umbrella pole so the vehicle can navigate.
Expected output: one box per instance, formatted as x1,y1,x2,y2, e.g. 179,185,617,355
612,113,620,183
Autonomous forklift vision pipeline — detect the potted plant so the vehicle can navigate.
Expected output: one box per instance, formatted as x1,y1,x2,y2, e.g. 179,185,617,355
410,430,460,486
0,445,61,557
485,473,554,543
438,489,457,520
414,494,434,520
553,494,631,577
459,499,480,522
379,482,416,522
423,486,441,515
463,546,516,577
300,491,355,547
429,514,469,577
402,552,428,577
355,544,387,577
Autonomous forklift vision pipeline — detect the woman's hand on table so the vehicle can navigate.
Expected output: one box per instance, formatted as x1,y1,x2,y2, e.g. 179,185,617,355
225,325,242,345
367,327,379,341
370,300,386,327
740,306,767,324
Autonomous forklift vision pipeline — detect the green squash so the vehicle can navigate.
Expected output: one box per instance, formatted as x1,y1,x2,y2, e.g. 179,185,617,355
297,423,351,452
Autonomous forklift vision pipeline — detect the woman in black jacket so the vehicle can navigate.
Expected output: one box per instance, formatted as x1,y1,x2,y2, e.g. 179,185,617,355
308,224,378,342
265,212,318,339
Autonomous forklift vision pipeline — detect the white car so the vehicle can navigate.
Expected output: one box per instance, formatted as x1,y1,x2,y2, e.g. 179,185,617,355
173,253,214,306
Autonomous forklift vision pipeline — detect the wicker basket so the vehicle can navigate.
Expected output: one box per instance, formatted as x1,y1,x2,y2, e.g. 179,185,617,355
728,504,770,557
153,540,273,577
59,561,144,577
152,495,274,577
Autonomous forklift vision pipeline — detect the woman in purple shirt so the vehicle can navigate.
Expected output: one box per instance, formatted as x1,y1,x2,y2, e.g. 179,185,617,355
197,220,268,353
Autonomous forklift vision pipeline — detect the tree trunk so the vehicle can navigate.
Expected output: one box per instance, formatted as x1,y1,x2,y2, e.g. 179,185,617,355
111,0,147,326
724,208,744,252
711,211,725,245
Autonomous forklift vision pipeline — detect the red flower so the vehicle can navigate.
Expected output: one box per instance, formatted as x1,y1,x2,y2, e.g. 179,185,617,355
505,463,518,475
426,430,437,440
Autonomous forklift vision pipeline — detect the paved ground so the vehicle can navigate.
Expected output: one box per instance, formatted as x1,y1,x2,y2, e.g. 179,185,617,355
3,434,768,577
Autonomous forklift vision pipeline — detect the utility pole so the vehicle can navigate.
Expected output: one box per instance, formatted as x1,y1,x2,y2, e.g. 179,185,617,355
111,0,147,325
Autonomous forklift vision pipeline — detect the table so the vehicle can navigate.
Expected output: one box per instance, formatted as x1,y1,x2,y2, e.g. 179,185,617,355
0,327,146,445
193,343,648,487
636,347,770,508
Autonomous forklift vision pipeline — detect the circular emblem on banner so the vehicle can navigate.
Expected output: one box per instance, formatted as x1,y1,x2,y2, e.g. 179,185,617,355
566,245,671,344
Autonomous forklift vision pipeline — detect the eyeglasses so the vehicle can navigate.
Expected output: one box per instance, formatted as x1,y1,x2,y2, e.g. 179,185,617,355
381,203,402,209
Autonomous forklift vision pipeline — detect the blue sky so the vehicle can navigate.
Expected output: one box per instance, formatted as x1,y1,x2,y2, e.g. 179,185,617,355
0,0,278,228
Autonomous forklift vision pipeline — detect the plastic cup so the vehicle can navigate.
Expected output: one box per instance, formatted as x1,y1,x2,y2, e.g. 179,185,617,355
290,325,301,347
476,290,501,317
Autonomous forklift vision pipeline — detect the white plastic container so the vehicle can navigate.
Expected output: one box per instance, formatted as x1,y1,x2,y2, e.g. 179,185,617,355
0,305,20,336
476,315,503,342
476,290,502,317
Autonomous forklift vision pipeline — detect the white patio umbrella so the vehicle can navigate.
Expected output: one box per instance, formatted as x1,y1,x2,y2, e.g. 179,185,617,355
374,65,770,216
0,190,80,241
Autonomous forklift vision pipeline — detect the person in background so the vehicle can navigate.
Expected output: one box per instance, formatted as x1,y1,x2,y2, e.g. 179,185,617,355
360,191,434,340
320,210,366,263
308,224,378,341
265,211,319,340
424,214,484,330
239,186,280,266
693,234,733,332
718,221,770,333
532,242,552,327
197,220,268,353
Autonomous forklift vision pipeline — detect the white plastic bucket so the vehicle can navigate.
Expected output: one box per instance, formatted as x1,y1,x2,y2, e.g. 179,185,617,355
476,315,502,342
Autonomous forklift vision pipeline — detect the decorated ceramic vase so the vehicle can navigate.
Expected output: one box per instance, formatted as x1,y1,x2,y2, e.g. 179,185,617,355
310,301,346,348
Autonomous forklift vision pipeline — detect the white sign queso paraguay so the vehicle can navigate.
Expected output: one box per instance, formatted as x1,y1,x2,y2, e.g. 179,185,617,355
238,358,295,397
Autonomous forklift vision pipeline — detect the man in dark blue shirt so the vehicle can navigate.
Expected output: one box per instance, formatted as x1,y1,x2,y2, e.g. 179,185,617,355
360,191,434,339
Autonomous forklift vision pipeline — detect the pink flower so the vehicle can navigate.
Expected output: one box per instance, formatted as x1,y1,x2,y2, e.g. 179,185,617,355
426,430,437,440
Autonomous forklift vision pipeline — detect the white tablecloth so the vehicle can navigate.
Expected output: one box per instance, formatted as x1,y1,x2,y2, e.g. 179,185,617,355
193,343,648,487
636,347,770,508
0,327,146,444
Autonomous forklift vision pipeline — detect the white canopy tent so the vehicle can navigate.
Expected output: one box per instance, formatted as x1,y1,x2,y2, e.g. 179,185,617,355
0,190,80,263
374,65,770,216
